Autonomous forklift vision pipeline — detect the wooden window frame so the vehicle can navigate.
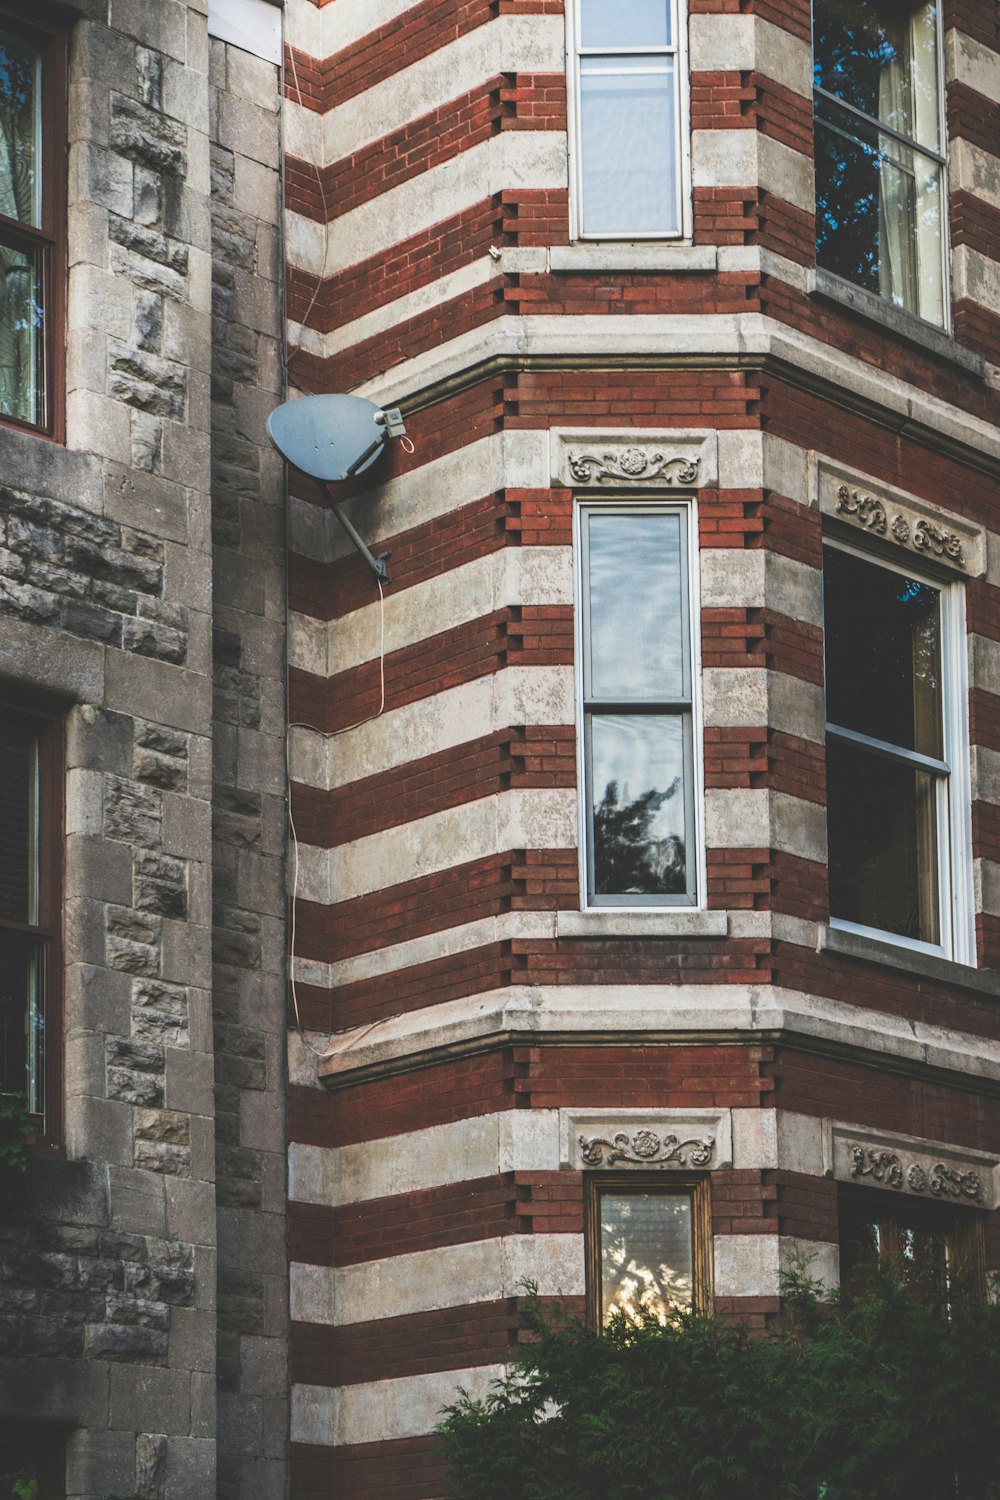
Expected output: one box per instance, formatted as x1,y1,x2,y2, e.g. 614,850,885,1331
838,1185,986,1305
585,1172,713,1330
0,8,67,441
0,688,64,1149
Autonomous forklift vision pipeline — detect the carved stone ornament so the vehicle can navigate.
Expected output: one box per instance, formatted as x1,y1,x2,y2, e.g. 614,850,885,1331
579,1129,715,1169
567,448,701,487
846,1142,982,1203
827,480,975,573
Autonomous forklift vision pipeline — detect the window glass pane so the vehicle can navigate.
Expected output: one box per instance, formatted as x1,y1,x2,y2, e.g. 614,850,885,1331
824,548,942,757
581,0,671,49
827,737,940,943
0,32,41,225
0,233,45,426
0,932,44,1111
586,509,685,699
599,1191,693,1323
591,714,688,897
580,62,678,235
0,714,38,924
814,0,938,145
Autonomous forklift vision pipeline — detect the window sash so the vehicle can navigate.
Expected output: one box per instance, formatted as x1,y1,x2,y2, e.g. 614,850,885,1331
571,0,688,239
586,1174,713,1329
577,501,700,908
823,538,969,960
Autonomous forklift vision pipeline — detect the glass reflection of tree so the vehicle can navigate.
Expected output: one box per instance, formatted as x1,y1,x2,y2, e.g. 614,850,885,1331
601,1199,693,1325
594,779,685,896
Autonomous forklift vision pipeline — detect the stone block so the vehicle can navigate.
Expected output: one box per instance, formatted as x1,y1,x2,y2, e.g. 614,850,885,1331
65,1426,136,1497
67,703,134,775
163,1436,215,1499
107,1166,167,1236
65,961,133,1036
66,833,134,906
166,1305,215,1373
165,1178,217,1249
162,791,212,859
65,1095,133,1171
109,1364,191,1433
164,1045,215,1116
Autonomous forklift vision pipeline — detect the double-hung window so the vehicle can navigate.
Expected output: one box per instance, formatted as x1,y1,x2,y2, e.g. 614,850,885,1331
572,0,687,238
823,542,970,958
0,17,64,434
577,501,699,907
813,0,947,326
0,702,61,1131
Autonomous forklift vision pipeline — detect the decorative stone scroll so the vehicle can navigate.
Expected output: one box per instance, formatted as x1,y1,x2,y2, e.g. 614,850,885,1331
560,1109,732,1171
817,465,985,577
579,1128,715,1169
831,1128,997,1209
568,448,700,487
552,430,716,489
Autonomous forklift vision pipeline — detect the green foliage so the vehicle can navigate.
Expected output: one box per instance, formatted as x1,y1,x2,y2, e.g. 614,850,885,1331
1,1474,40,1500
0,1092,34,1217
438,1271,1000,1500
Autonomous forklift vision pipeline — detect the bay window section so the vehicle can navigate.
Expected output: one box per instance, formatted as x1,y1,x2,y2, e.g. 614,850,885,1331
823,542,968,957
578,501,699,908
813,0,946,327
574,0,686,238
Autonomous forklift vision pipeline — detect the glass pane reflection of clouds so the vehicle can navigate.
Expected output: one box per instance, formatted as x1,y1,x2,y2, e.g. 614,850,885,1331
600,1192,694,1324
579,66,677,236
580,0,671,50
587,511,683,699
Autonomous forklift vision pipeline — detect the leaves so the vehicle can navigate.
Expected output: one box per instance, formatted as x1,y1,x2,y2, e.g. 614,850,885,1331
438,1270,1000,1500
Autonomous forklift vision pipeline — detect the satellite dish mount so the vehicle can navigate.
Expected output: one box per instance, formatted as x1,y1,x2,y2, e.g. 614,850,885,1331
266,393,407,586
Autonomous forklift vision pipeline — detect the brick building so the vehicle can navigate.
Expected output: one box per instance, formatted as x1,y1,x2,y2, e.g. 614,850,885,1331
1,0,1000,1497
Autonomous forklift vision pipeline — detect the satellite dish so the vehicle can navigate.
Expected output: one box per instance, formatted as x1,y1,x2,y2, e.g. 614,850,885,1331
266,392,408,587
266,393,389,483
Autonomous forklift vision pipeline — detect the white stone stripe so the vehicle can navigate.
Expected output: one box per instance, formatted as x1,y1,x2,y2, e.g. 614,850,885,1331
689,14,812,98
285,131,567,278
287,256,492,360
691,130,814,213
292,1366,504,1447
288,666,575,789
953,244,1000,314
287,431,550,566
949,139,1000,215
323,15,566,161
714,1235,839,1299
289,1111,561,1208
294,787,578,904
323,0,436,54
946,29,1000,106
290,1234,585,1327
312,981,1000,1083
289,546,571,678
291,910,558,992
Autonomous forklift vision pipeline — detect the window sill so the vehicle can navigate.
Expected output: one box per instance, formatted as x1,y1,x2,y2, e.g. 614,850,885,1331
808,269,985,380
818,924,999,996
557,910,729,939
551,244,717,275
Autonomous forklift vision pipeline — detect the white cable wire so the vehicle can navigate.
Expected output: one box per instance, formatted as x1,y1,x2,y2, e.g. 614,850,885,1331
287,580,387,1056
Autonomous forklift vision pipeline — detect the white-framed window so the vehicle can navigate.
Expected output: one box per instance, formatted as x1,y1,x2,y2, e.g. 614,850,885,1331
575,499,702,908
813,0,948,327
569,0,689,240
823,539,973,961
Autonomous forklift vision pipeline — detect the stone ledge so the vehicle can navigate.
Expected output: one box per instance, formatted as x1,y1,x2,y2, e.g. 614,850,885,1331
809,268,986,378
549,244,718,274
556,910,729,939
819,923,1000,997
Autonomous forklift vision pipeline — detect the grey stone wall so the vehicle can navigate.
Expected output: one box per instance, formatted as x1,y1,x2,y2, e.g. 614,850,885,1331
0,5,286,1498
209,34,288,1500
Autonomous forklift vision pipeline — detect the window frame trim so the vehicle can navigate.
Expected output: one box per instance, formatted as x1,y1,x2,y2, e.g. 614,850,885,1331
566,0,693,243
810,0,951,332
574,494,706,912
585,1171,714,1330
0,9,68,442
0,688,64,1149
822,533,974,967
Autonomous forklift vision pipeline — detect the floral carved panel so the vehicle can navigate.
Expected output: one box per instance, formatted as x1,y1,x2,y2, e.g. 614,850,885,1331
817,464,985,577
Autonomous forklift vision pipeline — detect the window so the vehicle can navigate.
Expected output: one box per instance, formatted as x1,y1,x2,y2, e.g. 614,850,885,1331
839,1189,985,1305
0,701,61,1132
586,1176,712,1327
813,0,946,326
571,0,688,238
0,16,65,435
577,501,700,908
823,541,970,958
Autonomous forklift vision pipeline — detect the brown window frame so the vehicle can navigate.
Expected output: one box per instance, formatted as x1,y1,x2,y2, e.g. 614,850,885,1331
585,1172,713,1330
0,9,67,442
838,1185,986,1306
0,689,64,1149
